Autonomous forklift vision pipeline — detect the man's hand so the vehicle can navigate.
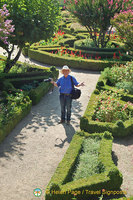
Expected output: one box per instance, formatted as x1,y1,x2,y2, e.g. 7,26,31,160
80,82,85,86
50,78,58,87
76,82,85,87
50,78,54,84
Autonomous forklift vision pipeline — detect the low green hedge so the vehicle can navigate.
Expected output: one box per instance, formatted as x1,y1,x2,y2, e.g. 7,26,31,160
28,81,53,105
45,131,122,200
74,39,126,52
0,96,32,144
1,62,59,105
28,49,127,71
58,37,77,47
74,40,125,53
80,90,133,138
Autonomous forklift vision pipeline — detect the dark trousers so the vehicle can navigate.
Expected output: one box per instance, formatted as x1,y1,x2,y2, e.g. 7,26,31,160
59,94,72,121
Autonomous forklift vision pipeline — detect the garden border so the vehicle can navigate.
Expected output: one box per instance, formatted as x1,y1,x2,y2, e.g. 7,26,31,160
28,48,127,71
45,131,122,200
0,97,32,144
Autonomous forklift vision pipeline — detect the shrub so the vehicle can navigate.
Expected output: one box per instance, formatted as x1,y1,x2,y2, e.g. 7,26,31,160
102,62,133,85
0,92,32,144
116,81,133,95
93,90,133,123
28,48,128,71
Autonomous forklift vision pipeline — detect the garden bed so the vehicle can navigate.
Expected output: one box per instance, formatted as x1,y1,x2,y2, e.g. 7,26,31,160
80,91,133,138
80,62,133,137
24,24,132,70
0,64,59,105
45,131,122,200
28,48,127,71
0,91,32,144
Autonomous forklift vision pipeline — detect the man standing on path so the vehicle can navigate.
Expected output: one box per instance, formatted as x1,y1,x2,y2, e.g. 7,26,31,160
51,65,85,125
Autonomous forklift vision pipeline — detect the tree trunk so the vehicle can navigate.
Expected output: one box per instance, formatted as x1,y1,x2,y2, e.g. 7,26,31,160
4,47,22,73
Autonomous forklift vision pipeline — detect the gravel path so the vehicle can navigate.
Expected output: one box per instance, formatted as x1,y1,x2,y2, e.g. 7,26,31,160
0,47,100,200
112,135,133,198
0,47,132,199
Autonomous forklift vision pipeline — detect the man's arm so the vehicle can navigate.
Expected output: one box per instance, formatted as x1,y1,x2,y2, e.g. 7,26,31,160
50,79,58,87
76,82,85,87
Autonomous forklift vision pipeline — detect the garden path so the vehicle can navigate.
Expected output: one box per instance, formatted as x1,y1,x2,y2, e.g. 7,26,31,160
0,47,133,199
0,47,100,200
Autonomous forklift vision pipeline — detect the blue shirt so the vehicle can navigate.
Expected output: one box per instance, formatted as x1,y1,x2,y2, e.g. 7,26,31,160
56,75,79,94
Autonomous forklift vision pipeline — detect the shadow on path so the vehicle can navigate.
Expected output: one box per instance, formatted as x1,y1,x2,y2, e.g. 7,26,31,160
55,123,76,148
113,133,133,146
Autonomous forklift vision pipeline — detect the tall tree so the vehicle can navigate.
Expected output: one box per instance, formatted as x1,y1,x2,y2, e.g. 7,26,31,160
65,0,132,48
0,0,61,73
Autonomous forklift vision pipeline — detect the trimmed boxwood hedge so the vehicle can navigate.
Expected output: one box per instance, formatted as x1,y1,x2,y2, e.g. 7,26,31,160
0,61,59,105
28,81,53,105
45,131,122,200
2,79,53,105
0,96,32,144
26,30,132,69
80,85,133,138
74,39,126,52
28,49,127,71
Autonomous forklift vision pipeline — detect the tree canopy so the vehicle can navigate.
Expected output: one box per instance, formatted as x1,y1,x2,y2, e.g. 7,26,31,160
65,0,132,48
111,10,133,51
0,0,61,72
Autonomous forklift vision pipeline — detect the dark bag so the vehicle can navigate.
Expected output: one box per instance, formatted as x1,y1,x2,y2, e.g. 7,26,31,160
70,76,81,99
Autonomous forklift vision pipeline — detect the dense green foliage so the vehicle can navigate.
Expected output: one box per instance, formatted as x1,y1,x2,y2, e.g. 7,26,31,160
102,62,133,94
0,0,61,72
111,10,133,51
72,137,103,181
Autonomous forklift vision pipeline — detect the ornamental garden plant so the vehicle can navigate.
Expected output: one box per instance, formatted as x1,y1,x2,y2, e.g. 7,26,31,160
93,90,133,123
101,62,133,95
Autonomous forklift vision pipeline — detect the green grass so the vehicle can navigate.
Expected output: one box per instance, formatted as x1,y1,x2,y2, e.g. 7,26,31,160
72,137,104,181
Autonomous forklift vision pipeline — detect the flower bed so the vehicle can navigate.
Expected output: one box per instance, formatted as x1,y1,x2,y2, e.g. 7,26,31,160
80,62,133,137
80,90,133,138
25,27,132,70
93,90,133,123
28,48,127,71
0,90,32,144
45,131,122,200
101,62,133,95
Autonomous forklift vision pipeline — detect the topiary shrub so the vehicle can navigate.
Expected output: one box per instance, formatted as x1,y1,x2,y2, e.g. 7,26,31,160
94,89,100,95
116,120,125,128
